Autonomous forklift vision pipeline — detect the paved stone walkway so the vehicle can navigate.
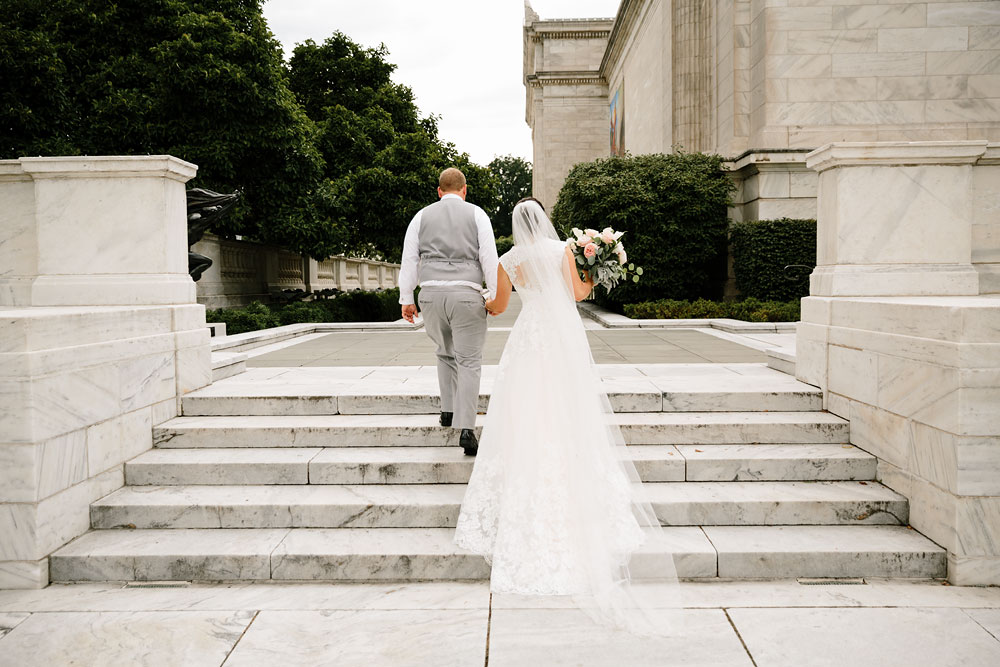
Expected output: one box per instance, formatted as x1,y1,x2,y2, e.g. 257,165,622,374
247,295,768,367
1,580,998,666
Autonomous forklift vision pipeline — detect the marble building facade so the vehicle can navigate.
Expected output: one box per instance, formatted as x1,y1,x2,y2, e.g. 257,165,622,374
523,0,1000,219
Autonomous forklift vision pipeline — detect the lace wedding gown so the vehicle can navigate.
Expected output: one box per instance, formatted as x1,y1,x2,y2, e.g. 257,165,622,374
453,202,679,634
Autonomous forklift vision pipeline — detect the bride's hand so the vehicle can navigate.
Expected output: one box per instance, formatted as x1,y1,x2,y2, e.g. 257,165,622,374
485,299,501,316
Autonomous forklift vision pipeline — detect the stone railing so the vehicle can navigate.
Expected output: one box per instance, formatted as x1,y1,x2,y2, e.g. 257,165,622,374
191,233,400,309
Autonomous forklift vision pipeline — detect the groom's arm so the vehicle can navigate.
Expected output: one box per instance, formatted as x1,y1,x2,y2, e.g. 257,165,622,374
474,206,499,300
398,211,422,307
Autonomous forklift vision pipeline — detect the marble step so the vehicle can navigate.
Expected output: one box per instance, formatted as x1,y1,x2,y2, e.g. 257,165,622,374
125,444,875,486
89,481,907,529
180,382,823,416
49,525,947,583
153,412,850,449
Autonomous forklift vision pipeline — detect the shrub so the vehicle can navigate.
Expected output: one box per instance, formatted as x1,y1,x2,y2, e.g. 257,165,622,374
206,288,404,334
551,152,734,305
207,301,282,335
495,235,514,258
624,297,800,322
729,218,816,302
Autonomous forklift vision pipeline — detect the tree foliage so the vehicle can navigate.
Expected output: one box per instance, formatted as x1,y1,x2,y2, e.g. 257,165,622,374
551,152,734,305
487,155,533,237
0,3,498,262
281,32,499,262
0,0,335,256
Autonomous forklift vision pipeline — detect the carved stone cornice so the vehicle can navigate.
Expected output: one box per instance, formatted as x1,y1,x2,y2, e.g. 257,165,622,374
600,0,651,76
530,30,611,42
527,71,606,88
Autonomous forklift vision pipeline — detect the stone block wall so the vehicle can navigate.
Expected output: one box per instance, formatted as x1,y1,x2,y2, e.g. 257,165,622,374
524,10,614,210
798,141,1000,584
526,0,1000,222
0,156,212,588
604,0,671,156
749,0,1000,149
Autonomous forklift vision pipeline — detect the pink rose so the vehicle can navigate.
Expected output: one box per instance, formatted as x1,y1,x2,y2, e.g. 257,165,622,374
584,229,599,238
601,227,616,244
616,247,627,264
577,238,591,248
584,242,598,258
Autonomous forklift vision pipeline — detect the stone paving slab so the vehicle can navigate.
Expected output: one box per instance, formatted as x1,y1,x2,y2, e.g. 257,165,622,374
224,609,488,666
2,581,996,666
180,363,821,415
488,608,751,667
0,610,255,667
245,328,768,367
728,607,1000,667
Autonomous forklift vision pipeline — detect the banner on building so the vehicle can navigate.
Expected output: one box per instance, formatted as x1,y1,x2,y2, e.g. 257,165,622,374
610,83,624,156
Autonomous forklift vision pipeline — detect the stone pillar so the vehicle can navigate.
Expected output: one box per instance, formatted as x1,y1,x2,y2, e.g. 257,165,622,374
304,257,320,294
0,155,212,589
672,0,713,153
798,141,1000,585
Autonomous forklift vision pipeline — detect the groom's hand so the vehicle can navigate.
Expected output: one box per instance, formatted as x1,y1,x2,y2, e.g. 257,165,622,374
401,304,417,323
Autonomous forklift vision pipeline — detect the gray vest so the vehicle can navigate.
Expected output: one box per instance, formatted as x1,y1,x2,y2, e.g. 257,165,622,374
417,197,484,284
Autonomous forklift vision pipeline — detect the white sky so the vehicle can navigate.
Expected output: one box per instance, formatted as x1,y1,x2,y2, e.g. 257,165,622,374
262,1,620,166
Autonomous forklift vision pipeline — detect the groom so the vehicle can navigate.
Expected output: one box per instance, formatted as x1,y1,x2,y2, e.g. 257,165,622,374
399,167,499,456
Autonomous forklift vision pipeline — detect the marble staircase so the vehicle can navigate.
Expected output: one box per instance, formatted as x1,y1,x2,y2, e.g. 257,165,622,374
49,370,947,583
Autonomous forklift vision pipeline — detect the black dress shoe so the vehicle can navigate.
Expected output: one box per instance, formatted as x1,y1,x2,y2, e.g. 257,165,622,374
440,412,453,427
459,428,478,456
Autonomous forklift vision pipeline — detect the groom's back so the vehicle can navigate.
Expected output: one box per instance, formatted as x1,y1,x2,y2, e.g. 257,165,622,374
418,198,483,284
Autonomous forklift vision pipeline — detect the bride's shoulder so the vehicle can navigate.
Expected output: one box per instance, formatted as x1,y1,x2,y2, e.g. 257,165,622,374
499,245,520,267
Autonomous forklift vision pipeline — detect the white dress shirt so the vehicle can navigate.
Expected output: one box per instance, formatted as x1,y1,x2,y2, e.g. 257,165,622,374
398,193,499,305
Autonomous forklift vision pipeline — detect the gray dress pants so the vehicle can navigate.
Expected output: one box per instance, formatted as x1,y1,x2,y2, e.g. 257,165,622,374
418,286,488,430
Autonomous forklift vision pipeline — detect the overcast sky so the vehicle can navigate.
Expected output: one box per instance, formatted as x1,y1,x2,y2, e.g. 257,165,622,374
262,1,620,166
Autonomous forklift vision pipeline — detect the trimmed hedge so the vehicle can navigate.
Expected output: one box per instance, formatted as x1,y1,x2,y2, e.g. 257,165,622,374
495,235,514,258
729,218,816,302
207,288,403,335
552,152,734,305
624,297,800,322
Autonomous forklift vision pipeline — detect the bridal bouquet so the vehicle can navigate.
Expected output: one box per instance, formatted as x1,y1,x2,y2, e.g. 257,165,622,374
568,227,643,292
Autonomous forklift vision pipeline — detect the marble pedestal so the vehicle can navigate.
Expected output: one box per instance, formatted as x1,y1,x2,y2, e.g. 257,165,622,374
798,142,1000,585
0,156,211,588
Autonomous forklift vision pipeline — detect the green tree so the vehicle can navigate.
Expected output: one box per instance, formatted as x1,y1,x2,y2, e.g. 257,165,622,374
0,0,334,257
287,36,498,262
487,155,533,237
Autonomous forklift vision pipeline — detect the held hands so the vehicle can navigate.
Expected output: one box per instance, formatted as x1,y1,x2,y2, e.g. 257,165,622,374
485,299,502,316
401,304,417,323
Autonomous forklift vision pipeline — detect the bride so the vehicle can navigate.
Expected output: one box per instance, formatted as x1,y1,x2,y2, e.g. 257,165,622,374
453,198,680,634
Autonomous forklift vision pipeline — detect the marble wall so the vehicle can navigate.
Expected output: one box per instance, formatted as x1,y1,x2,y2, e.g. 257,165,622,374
0,156,212,588
524,7,615,210
748,1,1000,150
797,141,1000,585
525,0,1000,221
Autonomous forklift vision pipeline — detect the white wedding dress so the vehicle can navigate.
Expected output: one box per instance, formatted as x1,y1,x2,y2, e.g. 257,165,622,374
453,201,680,634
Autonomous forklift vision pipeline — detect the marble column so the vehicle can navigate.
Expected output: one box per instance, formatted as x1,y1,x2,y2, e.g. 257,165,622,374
0,156,212,589
798,141,1000,585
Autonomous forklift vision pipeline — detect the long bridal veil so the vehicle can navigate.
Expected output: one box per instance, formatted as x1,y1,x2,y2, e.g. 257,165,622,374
456,200,684,636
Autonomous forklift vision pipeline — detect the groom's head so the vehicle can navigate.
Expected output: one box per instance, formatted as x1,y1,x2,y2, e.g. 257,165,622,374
438,168,467,200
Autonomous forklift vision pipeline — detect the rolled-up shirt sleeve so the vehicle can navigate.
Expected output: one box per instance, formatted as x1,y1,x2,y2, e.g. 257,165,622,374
398,210,422,305
476,206,499,300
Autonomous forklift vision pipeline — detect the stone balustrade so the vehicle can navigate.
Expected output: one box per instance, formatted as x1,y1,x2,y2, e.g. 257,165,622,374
192,233,400,309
